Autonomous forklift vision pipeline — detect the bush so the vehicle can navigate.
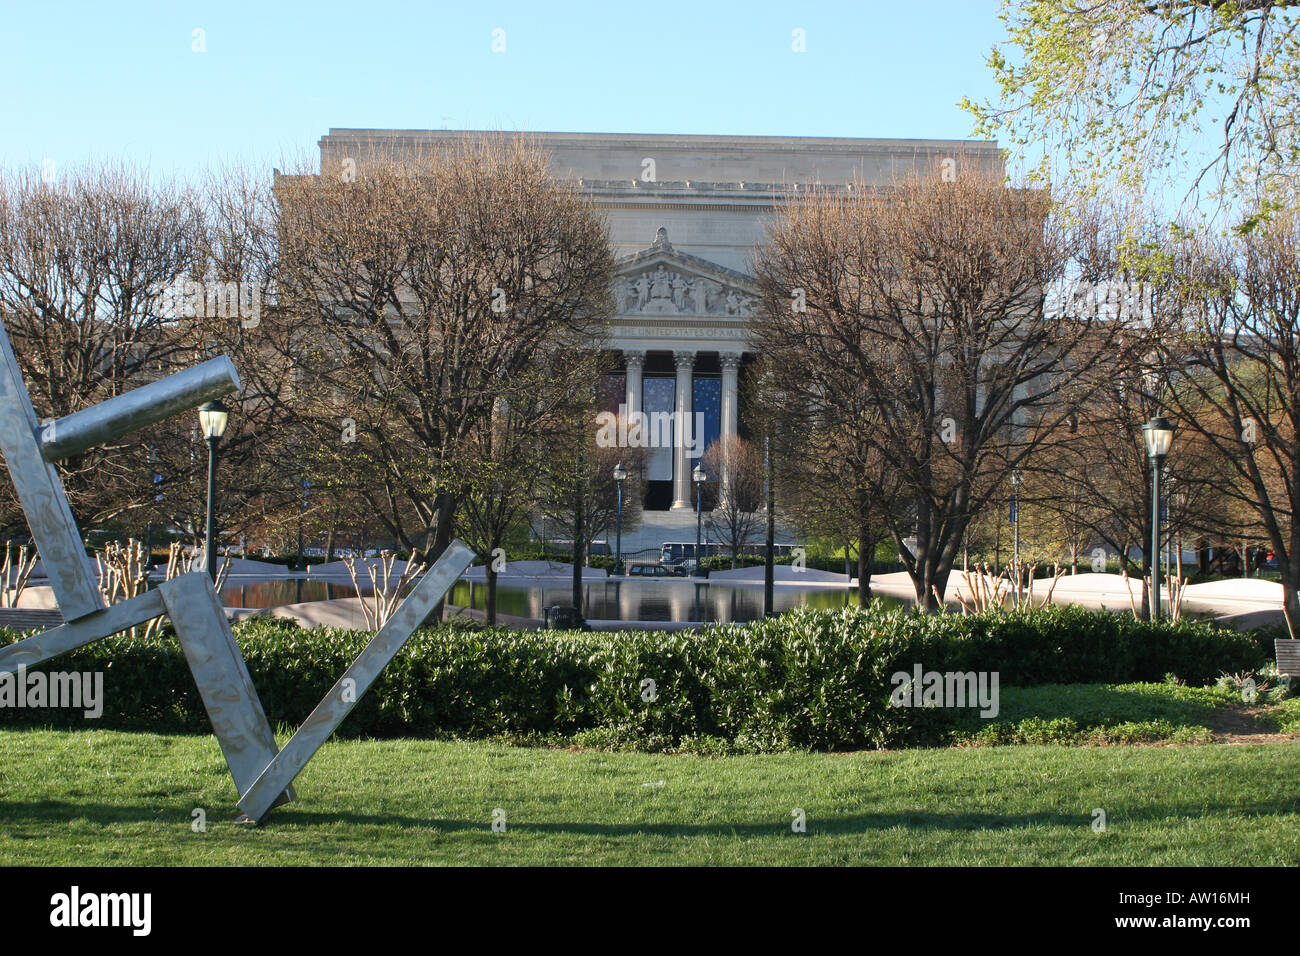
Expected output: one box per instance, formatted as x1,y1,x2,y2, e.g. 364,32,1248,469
0,604,1264,751
697,553,873,574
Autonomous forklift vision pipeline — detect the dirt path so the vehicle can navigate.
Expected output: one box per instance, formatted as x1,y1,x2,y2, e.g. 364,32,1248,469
1207,705,1299,745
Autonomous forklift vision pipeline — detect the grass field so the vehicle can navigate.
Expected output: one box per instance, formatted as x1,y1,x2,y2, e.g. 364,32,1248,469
2,729,1298,865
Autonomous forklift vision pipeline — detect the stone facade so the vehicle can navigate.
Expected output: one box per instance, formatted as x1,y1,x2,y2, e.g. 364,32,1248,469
317,130,1005,520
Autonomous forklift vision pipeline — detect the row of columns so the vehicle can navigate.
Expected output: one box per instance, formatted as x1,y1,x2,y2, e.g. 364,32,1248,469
622,349,743,510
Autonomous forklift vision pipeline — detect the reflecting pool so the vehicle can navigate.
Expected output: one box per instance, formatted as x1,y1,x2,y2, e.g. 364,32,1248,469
447,579,905,623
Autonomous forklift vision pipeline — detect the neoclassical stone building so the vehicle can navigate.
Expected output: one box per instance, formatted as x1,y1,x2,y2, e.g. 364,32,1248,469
317,130,1004,516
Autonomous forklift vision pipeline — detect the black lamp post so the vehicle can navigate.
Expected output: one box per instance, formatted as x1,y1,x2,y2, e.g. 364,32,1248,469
693,463,707,576
613,461,627,574
1142,417,1174,619
197,400,229,581
1010,469,1023,592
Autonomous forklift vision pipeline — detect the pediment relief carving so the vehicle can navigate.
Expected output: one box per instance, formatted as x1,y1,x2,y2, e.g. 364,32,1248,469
614,229,758,318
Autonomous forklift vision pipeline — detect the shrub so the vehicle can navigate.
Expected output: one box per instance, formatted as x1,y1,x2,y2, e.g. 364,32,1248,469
697,553,891,574
0,604,1264,751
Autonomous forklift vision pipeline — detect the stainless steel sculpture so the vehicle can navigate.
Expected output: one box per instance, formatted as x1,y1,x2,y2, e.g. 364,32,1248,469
0,319,473,823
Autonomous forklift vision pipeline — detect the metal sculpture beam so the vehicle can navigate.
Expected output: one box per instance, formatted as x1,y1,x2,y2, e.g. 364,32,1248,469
0,316,470,823
237,541,474,823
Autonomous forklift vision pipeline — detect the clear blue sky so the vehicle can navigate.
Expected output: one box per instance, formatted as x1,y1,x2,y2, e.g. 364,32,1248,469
0,0,1009,177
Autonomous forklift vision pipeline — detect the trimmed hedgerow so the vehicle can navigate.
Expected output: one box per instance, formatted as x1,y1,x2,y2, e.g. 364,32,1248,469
0,604,1264,750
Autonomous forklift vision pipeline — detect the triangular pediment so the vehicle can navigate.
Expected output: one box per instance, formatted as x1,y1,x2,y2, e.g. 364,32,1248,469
614,228,759,318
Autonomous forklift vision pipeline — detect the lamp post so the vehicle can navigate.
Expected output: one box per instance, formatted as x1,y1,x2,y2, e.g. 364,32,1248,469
1010,469,1023,592
296,477,308,571
613,462,627,574
197,400,229,581
764,432,774,615
1142,417,1174,620
693,463,707,576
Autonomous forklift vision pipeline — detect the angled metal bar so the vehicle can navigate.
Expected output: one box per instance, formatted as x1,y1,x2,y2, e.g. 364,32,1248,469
0,323,104,621
158,572,292,808
0,589,166,674
237,540,475,823
40,357,240,462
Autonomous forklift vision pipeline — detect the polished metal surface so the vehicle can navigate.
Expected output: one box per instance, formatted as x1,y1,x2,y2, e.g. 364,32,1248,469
0,313,464,824
160,573,292,807
237,540,475,823
39,357,240,462
0,589,165,674
0,323,105,621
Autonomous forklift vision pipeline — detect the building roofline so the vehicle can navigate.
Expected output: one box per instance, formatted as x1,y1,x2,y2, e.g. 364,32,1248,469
320,128,1001,153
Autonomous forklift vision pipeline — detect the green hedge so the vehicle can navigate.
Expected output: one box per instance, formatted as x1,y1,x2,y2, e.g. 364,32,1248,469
698,553,867,573
0,604,1264,751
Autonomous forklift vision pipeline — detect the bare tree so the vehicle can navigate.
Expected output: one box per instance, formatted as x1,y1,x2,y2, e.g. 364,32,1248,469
1160,200,1300,625
700,435,764,568
458,348,606,624
754,344,908,602
276,136,615,560
0,163,199,532
539,410,645,563
753,173,1123,609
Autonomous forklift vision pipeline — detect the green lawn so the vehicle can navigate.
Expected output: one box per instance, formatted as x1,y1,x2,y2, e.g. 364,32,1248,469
2,729,1298,865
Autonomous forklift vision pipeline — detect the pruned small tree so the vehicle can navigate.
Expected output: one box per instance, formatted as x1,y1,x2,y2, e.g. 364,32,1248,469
700,435,764,568
457,347,606,624
538,409,646,565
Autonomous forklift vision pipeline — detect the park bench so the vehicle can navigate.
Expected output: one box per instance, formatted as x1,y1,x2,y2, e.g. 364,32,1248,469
1277,640,1300,678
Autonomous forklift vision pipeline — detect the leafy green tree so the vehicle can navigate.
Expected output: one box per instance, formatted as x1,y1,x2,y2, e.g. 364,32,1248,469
966,0,1300,208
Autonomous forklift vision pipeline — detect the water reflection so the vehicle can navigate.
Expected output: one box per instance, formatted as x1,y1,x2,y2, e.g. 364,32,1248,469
447,579,903,623
221,578,365,608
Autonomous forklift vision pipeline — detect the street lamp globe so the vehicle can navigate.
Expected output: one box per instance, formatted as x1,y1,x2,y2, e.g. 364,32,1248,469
613,462,627,483
692,464,706,484
197,400,230,582
1142,417,1174,460
198,400,230,441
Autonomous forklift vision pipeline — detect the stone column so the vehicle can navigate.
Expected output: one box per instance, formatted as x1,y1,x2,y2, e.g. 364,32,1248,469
623,349,645,419
671,350,695,510
719,351,742,507
720,351,741,440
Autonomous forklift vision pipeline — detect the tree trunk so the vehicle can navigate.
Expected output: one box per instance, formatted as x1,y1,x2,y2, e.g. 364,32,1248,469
857,527,873,606
572,478,584,611
429,493,456,621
